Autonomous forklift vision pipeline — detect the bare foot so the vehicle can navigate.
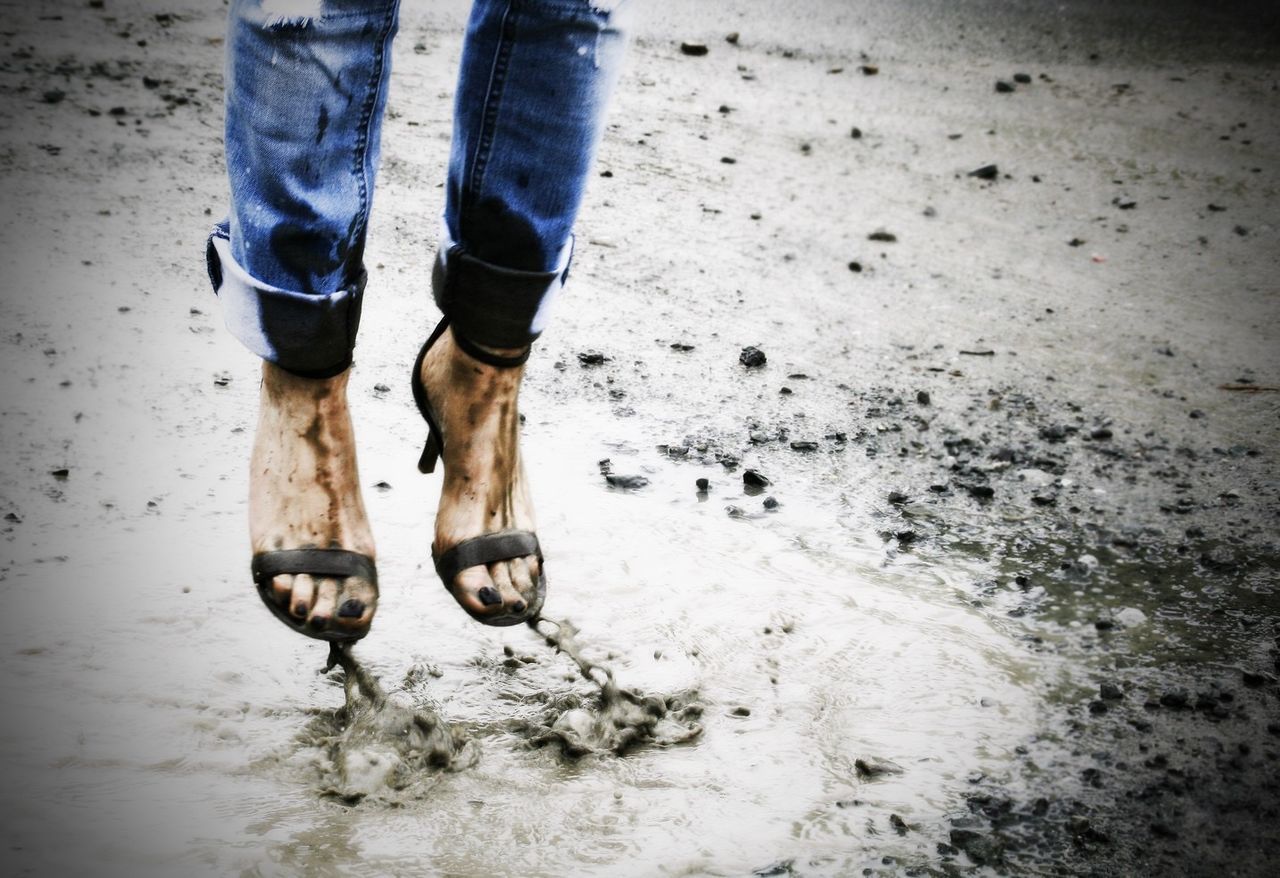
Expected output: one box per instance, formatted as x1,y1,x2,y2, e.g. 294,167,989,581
417,326,542,622
250,363,377,637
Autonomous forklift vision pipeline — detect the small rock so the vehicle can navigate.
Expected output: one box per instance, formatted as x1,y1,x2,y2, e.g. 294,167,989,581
855,756,904,777
1100,682,1124,700
789,440,818,452
725,32,740,45
849,126,863,139
1242,670,1266,688
969,164,999,180
739,346,767,368
762,496,779,510
730,706,751,717
1013,72,1032,84
577,350,608,366
995,80,1015,93
695,478,710,492
680,41,708,56
1090,427,1113,440
889,814,909,835
859,64,879,75
888,490,909,505
42,89,66,104
848,261,863,272
743,469,771,489
916,390,931,405
1159,690,1189,709
867,230,897,242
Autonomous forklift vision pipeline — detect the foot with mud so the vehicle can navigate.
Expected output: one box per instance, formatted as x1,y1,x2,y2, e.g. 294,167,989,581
251,363,377,638
417,326,542,623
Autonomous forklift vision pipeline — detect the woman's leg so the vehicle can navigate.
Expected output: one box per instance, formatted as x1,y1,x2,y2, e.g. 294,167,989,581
418,0,632,619
208,0,401,637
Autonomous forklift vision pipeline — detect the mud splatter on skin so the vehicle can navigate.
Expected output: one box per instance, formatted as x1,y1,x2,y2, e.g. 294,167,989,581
513,617,703,757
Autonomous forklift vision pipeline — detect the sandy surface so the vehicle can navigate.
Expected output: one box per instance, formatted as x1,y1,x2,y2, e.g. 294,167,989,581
1,0,1278,875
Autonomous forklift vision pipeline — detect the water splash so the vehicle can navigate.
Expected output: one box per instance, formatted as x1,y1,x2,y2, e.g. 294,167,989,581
514,616,704,757
295,643,478,803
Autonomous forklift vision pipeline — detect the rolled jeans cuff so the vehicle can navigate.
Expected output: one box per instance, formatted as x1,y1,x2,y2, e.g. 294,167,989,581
432,223,573,349
205,222,364,378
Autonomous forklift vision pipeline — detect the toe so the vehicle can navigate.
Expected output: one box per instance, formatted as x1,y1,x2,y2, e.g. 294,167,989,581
308,577,339,631
290,574,317,620
453,565,501,616
509,556,536,605
488,561,526,615
334,578,376,630
271,574,293,607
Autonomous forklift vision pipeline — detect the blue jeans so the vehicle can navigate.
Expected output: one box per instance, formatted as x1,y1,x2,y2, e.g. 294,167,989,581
205,0,631,377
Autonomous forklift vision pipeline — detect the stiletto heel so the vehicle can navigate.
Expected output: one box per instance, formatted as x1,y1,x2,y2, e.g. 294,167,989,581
418,429,441,474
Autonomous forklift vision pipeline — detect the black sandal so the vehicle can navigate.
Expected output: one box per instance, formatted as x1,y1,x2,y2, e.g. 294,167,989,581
251,549,377,642
411,316,546,626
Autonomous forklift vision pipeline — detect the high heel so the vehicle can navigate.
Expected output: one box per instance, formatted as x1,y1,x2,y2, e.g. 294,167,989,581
410,315,545,627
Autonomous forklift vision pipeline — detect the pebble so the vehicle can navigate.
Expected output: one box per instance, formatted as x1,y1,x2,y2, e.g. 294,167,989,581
916,390,931,405
867,230,897,242
743,469,771,488
1013,72,1032,84
969,164,999,180
762,496,779,509
995,80,1015,93
789,440,818,451
739,346,767,368
605,473,649,490
695,478,710,492
680,42,708,56
578,350,608,365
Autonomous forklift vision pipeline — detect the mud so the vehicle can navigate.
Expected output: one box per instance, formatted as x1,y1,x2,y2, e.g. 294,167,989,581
1,0,1278,876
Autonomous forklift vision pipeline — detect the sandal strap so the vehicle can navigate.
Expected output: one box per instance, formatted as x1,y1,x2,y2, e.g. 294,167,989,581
450,327,531,368
252,549,378,585
433,530,541,586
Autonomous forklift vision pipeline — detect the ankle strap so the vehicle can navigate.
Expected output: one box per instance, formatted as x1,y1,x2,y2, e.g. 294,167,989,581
451,328,531,368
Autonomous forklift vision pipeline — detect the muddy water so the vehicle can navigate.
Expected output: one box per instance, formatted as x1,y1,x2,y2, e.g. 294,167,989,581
0,346,1036,875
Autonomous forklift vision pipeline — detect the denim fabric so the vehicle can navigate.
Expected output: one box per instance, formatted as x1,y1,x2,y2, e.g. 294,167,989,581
207,0,630,375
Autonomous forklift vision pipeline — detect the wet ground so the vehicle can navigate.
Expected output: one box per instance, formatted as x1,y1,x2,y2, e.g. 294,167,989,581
1,0,1278,874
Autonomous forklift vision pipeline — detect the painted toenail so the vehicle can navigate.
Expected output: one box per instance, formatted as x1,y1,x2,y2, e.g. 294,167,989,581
477,586,502,606
338,599,364,618
308,615,329,630
293,602,307,618
511,600,526,614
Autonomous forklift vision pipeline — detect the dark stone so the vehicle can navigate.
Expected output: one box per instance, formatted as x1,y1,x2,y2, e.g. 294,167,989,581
740,346,767,368
967,484,995,499
994,80,1015,93
1090,427,1113,440
577,350,608,365
731,706,751,716
1242,670,1266,688
855,756,904,777
720,156,737,164
848,261,863,272
889,814,909,835
1089,700,1108,715
790,440,818,451
1013,72,1032,84
888,490,910,505
867,230,897,242
743,469,771,488
968,164,999,180
859,64,879,75
42,89,66,104
1100,682,1124,700
680,42,709,56
695,478,710,491
1160,690,1189,709
605,473,650,490
1112,195,1138,209
916,390,931,405
725,32,740,45
763,496,779,509
950,829,1004,864
850,126,863,139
